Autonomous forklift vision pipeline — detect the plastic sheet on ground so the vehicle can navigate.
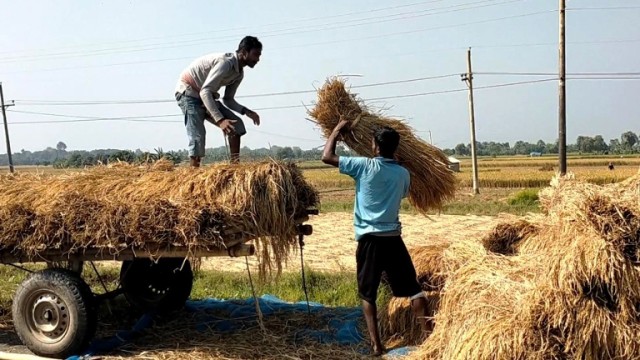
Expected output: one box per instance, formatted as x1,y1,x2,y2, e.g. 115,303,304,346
67,294,417,359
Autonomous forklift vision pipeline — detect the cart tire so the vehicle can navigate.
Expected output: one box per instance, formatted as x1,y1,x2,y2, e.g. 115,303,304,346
120,258,193,314
12,268,97,358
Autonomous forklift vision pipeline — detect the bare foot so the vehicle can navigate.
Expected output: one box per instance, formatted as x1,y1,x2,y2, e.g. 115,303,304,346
372,344,386,357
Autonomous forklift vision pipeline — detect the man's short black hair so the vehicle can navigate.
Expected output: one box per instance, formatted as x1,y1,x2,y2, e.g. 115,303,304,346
237,36,262,53
373,126,400,157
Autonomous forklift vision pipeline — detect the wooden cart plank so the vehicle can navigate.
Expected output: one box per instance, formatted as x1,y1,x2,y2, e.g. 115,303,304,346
0,243,255,264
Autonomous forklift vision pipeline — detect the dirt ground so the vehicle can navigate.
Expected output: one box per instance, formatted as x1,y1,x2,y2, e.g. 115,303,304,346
201,212,517,273
0,213,517,359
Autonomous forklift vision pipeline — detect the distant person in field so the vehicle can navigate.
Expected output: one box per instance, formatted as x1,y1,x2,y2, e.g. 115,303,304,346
321,120,430,356
608,162,615,170
175,36,262,167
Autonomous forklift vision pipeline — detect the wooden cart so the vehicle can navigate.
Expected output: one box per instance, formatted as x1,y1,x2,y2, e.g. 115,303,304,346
2,210,316,359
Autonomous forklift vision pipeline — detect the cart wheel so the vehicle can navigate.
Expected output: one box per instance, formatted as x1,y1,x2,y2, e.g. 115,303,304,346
12,268,97,358
120,258,193,314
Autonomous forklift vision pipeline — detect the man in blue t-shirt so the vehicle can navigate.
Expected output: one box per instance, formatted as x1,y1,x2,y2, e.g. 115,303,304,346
321,120,429,356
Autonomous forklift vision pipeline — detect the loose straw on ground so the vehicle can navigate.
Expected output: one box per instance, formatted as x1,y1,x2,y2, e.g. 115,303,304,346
408,173,640,359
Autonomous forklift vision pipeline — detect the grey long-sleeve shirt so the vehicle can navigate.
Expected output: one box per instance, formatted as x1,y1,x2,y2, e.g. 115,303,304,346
175,52,246,122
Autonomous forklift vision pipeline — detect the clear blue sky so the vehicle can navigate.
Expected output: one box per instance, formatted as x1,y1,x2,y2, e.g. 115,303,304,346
0,0,638,153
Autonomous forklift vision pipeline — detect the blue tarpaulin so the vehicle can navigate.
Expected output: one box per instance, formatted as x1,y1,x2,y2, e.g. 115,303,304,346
67,295,417,359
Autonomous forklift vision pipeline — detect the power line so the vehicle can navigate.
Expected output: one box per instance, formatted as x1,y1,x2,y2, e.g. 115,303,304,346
0,0,524,64
8,78,562,125
12,73,460,105
5,110,322,142
13,71,635,107
568,77,640,81
5,111,178,123
17,75,638,127
0,11,559,74
475,78,558,90
476,71,640,76
274,10,556,51
365,78,557,101
0,0,449,57
468,38,640,49
476,71,557,76
568,6,640,11
240,73,459,98
0,0,544,68
6,37,637,76
568,72,640,76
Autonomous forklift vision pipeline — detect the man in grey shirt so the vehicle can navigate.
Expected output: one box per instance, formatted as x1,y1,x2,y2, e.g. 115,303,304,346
175,36,262,166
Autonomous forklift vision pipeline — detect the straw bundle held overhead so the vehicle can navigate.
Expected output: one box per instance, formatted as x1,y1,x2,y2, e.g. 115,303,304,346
308,77,457,212
0,160,319,276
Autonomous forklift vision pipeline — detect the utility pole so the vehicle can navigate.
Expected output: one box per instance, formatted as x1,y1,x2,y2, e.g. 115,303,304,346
461,48,480,195
0,82,15,173
428,130,433,145
558,0,567,175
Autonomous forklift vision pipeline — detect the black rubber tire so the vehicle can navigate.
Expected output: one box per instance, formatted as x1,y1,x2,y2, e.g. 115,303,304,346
120,258,193,314
12,268,97,358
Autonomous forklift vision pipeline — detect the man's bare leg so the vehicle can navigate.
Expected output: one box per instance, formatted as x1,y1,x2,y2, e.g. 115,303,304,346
190,156,201,168
362,300,385,356
411,296,433,333
228,134,241,164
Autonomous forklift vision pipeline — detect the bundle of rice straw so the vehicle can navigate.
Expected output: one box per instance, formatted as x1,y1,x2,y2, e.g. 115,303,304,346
397,241,452,291
481,219,540,255
379,291,440,346
308,77,457,212
521,181,640,359
0,160,319,276
413,175,640,359
379,242,449,345
417,240,562,360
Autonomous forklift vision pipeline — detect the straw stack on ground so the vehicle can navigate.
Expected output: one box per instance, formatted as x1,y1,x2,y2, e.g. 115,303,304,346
481,219,540,255
308,77,457,212
0,160,319,276
412,174,640,359
379,242,449,345
410,241,451,292
417,240,561,360
379,291,440,346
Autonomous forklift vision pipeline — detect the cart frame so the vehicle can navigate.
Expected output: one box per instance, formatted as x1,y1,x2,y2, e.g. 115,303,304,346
2,210,316,359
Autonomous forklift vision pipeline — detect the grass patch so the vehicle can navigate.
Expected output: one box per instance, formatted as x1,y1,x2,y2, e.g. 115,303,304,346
440,201,538,216
320,198,540,216
191,268,363,307
0,265,369,318
508,188,540,206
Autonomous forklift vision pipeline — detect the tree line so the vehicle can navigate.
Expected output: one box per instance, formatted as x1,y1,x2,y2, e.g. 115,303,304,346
0,131,638,168
0,141,354,168
444,131,640,157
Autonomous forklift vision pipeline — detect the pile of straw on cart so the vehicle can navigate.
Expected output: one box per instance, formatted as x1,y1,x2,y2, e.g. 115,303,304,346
0,160,319,275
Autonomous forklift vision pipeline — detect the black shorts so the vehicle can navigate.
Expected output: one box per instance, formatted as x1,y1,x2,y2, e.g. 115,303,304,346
356,234,422,304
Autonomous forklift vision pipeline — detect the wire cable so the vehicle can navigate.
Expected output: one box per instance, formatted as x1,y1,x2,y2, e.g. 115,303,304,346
12,74,460,105
0,0,524,63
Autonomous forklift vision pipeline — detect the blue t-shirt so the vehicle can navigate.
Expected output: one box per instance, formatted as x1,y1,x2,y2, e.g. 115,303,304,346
338,156,410,241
